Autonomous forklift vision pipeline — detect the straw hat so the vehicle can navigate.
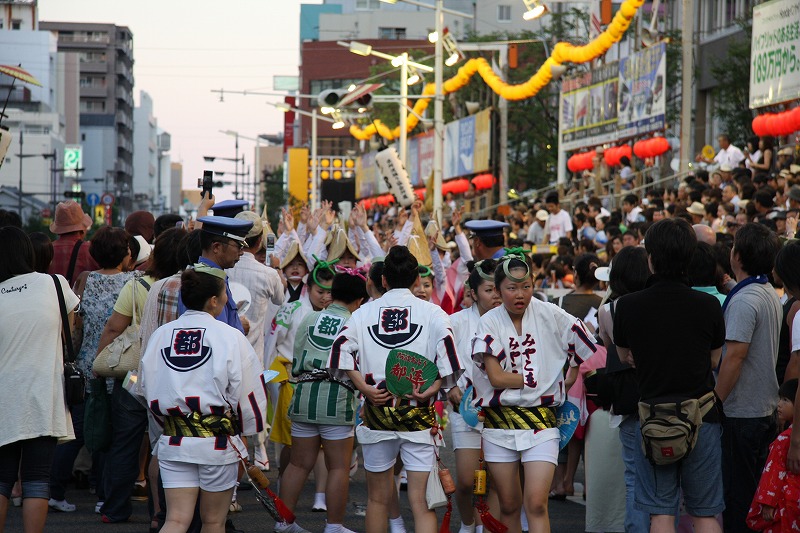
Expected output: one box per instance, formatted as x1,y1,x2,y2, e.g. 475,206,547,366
280,241,311,270
686,202,706,216
325,224,361,262
50,200,92,234
234,211,264,241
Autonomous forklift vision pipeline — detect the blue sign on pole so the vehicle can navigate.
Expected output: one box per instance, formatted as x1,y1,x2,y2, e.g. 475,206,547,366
86,193,100,207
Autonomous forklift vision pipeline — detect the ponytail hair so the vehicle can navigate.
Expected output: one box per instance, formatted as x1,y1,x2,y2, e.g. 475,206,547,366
574,253,601,288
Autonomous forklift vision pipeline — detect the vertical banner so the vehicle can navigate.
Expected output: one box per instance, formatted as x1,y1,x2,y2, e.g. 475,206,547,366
560,62,620,151
283,96,296,154
618,42,666,137
749,0,800,108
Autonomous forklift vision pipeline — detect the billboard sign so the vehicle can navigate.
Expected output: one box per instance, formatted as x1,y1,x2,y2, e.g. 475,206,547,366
749,0,800,108
560,61,620,151
617,42,667,138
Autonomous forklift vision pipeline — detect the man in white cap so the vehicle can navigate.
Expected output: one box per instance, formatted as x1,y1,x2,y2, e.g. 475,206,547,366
526,209,549,245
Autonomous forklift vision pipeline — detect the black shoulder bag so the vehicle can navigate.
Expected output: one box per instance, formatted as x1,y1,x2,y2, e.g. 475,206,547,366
51,274,86,405
65,240,83,285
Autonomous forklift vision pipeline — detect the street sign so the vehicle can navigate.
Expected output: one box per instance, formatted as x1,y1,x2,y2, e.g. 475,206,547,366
64,145,82,178
86,193,100,207
101,193,115,206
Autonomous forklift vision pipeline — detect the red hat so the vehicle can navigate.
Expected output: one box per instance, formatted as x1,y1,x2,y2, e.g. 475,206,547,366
49,201,92,234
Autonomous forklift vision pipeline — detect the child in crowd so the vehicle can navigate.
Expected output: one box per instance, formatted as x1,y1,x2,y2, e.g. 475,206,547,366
746,379,800,532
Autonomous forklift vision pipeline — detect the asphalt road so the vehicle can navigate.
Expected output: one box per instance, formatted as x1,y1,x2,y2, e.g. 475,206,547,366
6,430,586,533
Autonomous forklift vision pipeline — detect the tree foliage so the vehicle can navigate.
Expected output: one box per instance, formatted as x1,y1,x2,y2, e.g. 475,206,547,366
709,19,754,145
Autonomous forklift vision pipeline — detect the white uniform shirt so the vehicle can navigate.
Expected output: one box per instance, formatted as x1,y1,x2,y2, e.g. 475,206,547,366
714,144,745,169
471,299,597,450
227,252,285,357
140,310,268,465
329,288,463,445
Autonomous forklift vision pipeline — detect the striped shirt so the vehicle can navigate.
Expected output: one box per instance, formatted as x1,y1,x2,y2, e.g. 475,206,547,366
290,303,355,426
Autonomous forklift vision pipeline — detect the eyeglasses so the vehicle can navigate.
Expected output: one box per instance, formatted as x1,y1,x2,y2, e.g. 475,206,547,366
222,239,246,250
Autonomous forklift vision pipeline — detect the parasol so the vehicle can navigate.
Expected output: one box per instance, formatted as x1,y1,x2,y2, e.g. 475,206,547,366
0,64,43,127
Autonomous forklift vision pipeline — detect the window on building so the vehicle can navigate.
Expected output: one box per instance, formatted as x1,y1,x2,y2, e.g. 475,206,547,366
79,76,106,88
378,27,407,40
357,0,380,9
79,52,107,63
498,5,512,22
11,19,21,30
80,100,106,113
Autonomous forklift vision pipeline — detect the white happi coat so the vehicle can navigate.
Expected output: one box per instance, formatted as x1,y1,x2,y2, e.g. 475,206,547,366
471,298,597,451
449,303,484,433
450,304,482,390
329,288,463,445
140,310,268,465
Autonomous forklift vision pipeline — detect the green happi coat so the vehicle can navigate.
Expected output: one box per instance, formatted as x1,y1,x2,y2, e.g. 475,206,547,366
290,303,355,426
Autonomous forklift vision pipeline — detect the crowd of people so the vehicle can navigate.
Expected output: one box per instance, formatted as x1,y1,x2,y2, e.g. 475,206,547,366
0,136,799,533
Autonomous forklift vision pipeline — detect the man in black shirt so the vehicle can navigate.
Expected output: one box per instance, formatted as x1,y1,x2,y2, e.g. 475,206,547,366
614,218,725,533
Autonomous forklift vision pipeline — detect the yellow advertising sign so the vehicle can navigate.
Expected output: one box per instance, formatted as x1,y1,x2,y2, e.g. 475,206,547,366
288,148,309,203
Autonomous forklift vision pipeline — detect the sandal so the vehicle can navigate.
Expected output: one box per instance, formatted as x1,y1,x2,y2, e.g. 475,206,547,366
548,491,567,501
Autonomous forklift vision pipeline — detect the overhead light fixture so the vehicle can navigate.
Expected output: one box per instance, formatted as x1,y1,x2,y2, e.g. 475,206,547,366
274,102,292,112
441,30,465,67
522,0,549,20
348,83,357,92
390,55,404,68
332,121,345,130
379,0,398,3
320,106,335,115
348,41,373,56
428,31,438,43
550,63,568,80
407,71,421,86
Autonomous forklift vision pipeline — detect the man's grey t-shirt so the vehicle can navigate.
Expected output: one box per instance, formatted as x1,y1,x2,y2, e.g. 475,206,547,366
722,283,782,418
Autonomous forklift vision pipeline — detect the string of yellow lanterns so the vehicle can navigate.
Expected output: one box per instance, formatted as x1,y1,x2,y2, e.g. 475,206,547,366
349,0,645,142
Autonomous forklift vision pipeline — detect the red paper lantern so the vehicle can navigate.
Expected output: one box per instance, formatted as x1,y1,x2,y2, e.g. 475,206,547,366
414,188,425,200
791,107,800,131
752,114,766,136
472,173,497,190
633,140,648,159
650,137,670,156
451,179,470,194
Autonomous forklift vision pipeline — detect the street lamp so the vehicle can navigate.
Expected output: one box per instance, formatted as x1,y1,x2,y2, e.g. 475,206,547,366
205,132,245,200
522,0,549,20
339,41,434,168
379,0,474,223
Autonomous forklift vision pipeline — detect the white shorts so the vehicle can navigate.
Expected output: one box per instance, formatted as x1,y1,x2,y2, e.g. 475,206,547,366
449,412,482,450
291,421,355,440
361,439,436,473
159,459,238,492
482,436,560,465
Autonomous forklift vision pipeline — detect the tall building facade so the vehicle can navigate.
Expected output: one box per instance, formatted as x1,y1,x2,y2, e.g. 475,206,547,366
0,0,68,216
132,90,157,212
40,21,135,213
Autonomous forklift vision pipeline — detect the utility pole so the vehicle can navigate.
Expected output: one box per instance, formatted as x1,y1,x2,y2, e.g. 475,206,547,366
679,0,694,174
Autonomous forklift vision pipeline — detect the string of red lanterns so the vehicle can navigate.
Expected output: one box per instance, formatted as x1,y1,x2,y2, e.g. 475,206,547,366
752,108,800,137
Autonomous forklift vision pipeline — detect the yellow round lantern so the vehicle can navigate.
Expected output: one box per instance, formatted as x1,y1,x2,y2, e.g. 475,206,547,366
321,170,330,180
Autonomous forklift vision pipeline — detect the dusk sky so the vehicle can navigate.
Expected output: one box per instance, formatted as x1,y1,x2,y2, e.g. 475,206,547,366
39,0,310,202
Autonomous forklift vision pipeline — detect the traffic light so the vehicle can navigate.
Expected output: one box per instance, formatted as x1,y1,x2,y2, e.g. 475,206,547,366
317,88,373,113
